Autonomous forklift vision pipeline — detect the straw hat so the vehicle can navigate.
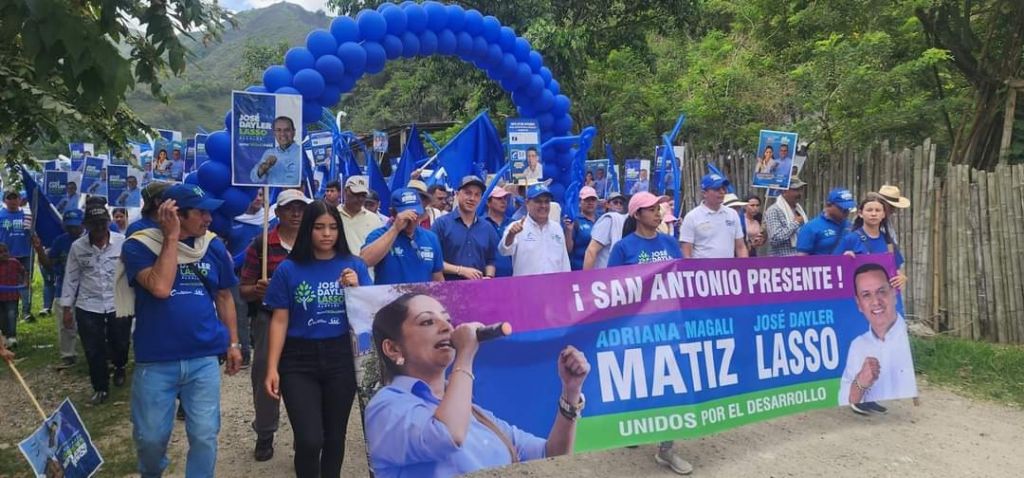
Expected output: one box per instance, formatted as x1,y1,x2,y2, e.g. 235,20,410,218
876,185,911,208
723,193,748,208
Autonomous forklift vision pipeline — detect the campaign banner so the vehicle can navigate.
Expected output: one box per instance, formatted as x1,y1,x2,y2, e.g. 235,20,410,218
44,171,68,207
508,118,541,185
586,159,612,198
81,157,106,197
372,130,388,153
307,131,333,168
68,143,94,163
152,130,184,182
19,398,104,478
753,130,798,189
231,91,304,187
107,165,136,207
346,254,914,475
624,159,650,195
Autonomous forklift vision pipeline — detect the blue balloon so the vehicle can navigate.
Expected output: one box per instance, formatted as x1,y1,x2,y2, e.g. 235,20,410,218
184,172,200,185
315,55,345,83
363,42,387,73
526,74,545,97
534,89,555,111
330,16,360,44
377,2,398,12
485,66,503,82
499,77,517,92
517,103,537,118
303,99,322,124
284,47,316,73
549,79,561,96
404,3,427,33
528,51,543,73
547,182,565,203
219,187,252,218
381,5,407,35
514,37,532,62
485,43,503,67
455,32,474,56
306,29,338,58
319,85,341,107
382,34,403,60
357,9,387,41
499,27,516,52
472,36,489,59
338,75,358,93
424,2,448,31
418,30,438,56
246,85,268,93
554,115,573,135
556,151,573,168
537,112,555,130
198,160,230,194
205,131,231,164
552,94,571,117
223,110,232,131
464,9,484,35
209,211,232,237
437,29,457,55
539,66,553,85
500,53,518,77
543,163,560,182
512,62,532,89
337,42,368,76
446,5,466,31
555,142,572,154
275,86,301,96
401,32,420,58
263,65,292,91
482,16,500,42
293,69,325,99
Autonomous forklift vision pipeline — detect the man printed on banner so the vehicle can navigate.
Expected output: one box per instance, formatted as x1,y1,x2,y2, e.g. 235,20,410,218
116,175,143,208
523,147,543,183
250,116,302,185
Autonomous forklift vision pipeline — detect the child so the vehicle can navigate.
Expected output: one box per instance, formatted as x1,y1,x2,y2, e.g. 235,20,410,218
0,243,26,348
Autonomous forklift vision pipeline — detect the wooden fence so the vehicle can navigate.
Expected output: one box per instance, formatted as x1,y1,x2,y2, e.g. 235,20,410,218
671,139,1024,344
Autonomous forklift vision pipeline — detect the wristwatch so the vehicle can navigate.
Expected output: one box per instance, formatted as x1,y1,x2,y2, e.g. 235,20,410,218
229,342,242,350
558,393,586,421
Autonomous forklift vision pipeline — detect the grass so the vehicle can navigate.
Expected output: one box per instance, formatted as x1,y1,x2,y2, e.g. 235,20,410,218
1,270,141,477
911,335,1024,407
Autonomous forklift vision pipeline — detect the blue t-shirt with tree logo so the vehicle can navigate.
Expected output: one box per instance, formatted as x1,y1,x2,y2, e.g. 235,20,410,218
607,232,682,267
263,254,371,339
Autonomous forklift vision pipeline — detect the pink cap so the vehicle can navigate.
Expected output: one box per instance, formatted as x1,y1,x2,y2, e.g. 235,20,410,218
489,187,510,199
628,192,669,216
660,202,678,223
579,186,598,200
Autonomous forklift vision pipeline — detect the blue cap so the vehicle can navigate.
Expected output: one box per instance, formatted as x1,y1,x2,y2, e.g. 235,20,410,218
526,183,553,200
390,188,425,215
701,173,730,191
162,184,224,211
827,188,857,210
62,209,84,226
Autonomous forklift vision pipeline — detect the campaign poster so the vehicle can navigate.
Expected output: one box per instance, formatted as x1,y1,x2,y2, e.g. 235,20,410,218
53,172,83,213
18,399,104,478
624,159,651,195
373,130,389,153
68,143,94,163
586,159,612,199
653,146,685,195
43,161,58,172
107,165,138,207
152,130,184,182
752,130,798,189
44,171,68,207
231,91,304,188
193,133,210,172
508,118,541,185
129,140,151,173
307,131,333,168
346,254,914,476
81,157,106,197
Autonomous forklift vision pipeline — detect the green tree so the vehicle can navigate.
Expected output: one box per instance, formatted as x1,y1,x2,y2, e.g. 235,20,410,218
236,40,291,86
0,0,234,167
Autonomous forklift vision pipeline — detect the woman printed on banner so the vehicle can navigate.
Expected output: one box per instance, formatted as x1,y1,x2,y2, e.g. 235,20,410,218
364,292,591,478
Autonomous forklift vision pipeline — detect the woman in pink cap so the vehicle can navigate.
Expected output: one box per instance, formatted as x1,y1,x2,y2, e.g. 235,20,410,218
565,186,599,270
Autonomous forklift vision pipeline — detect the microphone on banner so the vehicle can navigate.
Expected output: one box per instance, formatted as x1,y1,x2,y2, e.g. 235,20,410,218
476,322,512,342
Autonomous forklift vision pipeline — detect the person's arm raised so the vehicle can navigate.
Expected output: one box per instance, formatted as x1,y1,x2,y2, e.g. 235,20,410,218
133,200,181,299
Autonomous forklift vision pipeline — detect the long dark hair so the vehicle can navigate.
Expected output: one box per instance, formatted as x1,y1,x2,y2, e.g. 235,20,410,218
745,193,764,222
851,194,891,244
289,199,351,263
622,216,637,237
372,292,427,384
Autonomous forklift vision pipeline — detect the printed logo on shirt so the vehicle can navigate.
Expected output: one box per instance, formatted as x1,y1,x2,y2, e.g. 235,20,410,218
637,249,673,264
823,229,837,237
295,281,315,311
392,246,405,256
726,219,736,227
418,246,435,262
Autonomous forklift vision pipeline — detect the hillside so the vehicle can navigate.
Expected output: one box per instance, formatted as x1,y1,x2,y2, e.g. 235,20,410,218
127,2,330,133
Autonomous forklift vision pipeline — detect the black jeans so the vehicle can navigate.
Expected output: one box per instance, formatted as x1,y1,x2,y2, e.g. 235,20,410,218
75,308,131,393
279,335,357,478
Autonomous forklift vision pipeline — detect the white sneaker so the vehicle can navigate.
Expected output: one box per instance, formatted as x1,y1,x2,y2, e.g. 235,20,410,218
655,448,694,475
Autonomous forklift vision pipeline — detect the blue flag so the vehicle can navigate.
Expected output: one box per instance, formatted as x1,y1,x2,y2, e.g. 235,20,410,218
392,124,428,191
367,151,392,212
20,167,64,248
434,112,504,188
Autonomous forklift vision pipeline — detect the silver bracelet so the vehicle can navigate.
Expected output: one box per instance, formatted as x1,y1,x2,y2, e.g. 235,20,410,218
453,367,475,381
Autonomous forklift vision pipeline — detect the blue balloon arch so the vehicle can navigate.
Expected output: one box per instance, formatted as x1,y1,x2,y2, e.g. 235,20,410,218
253,1,576,191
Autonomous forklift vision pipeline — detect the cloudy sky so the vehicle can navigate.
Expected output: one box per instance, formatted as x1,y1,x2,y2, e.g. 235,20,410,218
220,0,333,12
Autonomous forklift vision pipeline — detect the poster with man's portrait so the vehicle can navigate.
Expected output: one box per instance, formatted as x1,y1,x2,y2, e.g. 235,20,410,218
18,399,103,478
508,118,541,185
752,129,798,189
231,91,304,188
152,130,184,183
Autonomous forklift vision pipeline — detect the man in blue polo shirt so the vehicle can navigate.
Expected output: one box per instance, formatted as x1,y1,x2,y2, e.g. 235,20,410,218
796,187,856,255
482,186,514,278
433,175,498,280
120,184,242,477
361,188,445,284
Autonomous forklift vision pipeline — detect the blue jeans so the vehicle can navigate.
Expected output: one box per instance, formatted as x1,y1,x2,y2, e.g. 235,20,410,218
131,356,222,478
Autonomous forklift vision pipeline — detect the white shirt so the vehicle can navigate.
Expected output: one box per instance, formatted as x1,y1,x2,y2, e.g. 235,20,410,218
679,202,744,258
590,212,627,269
499,215,570,276
340,206,383,254
838,315,918,405
60,232,126,314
